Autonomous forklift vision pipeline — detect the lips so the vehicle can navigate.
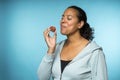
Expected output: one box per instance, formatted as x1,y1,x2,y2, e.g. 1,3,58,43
60,24,67,29
60,25,65,31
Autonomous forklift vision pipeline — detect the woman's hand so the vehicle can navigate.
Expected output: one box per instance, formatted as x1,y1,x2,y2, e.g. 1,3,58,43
43,27,57,54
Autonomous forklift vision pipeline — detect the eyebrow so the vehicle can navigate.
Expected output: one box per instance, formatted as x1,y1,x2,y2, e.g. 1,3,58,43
62,14,73,17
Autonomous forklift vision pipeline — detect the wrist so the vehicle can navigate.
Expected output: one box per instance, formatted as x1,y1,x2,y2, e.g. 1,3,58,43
47,48,55,54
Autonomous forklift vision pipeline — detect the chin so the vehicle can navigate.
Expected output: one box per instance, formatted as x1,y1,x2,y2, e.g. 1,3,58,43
60,32,68,36
61,33,66,35
60,31,66,35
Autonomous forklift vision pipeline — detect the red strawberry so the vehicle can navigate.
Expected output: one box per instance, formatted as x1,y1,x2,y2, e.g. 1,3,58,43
50,26,56,32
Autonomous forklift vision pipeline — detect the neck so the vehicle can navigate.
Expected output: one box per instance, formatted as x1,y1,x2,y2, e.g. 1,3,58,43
66,31,83,44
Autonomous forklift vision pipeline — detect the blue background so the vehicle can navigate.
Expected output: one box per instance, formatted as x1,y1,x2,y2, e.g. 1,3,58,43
0,0,120,80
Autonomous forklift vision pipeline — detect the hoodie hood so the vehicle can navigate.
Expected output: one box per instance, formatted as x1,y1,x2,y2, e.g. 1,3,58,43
56,40,102,63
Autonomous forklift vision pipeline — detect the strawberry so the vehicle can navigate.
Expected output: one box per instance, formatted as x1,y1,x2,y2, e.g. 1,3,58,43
50,26,56,32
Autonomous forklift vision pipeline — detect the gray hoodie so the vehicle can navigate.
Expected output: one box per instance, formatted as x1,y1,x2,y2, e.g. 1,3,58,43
38,40,108,80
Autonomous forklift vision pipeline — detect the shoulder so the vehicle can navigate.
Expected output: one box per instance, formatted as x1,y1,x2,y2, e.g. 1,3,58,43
90,41,104,53
90,41,104,54
85,41,104,55
88,41,105,63
88,41,102,51
86,40,104,57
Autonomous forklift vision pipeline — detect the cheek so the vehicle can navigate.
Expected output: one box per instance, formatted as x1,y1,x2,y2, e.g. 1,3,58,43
61,25,78,35
67,23,80,33
60,20,79,35
68,22,78,31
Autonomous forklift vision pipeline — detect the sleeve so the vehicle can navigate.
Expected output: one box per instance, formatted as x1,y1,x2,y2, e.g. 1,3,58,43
91,49,108,80
37,53,55,80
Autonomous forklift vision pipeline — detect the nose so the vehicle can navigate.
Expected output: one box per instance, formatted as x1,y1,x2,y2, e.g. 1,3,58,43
61,18,65,23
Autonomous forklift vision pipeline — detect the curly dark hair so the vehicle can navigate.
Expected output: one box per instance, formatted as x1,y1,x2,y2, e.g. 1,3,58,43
67,6,94,40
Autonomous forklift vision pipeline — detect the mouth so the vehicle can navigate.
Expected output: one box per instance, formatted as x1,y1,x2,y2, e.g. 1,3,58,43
60,24,67,29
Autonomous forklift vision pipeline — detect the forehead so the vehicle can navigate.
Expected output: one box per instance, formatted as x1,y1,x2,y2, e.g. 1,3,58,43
63,8,78,16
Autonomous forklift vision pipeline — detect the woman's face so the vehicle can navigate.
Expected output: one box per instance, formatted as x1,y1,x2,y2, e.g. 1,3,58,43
60,8,81,35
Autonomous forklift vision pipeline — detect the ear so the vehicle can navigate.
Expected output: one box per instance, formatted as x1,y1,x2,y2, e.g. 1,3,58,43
77,21,84,29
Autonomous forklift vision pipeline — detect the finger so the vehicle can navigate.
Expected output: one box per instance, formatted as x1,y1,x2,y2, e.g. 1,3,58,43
43,28,50,42
46,28,50,36
43,28,48,36
44,28,50,37
53,30,57,39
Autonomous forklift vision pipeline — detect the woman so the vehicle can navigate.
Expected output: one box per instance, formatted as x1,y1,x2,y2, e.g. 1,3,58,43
38,6,108,80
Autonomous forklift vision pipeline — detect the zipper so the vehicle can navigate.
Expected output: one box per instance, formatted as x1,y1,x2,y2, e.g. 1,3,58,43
60,60,72,80
60,73,62,80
